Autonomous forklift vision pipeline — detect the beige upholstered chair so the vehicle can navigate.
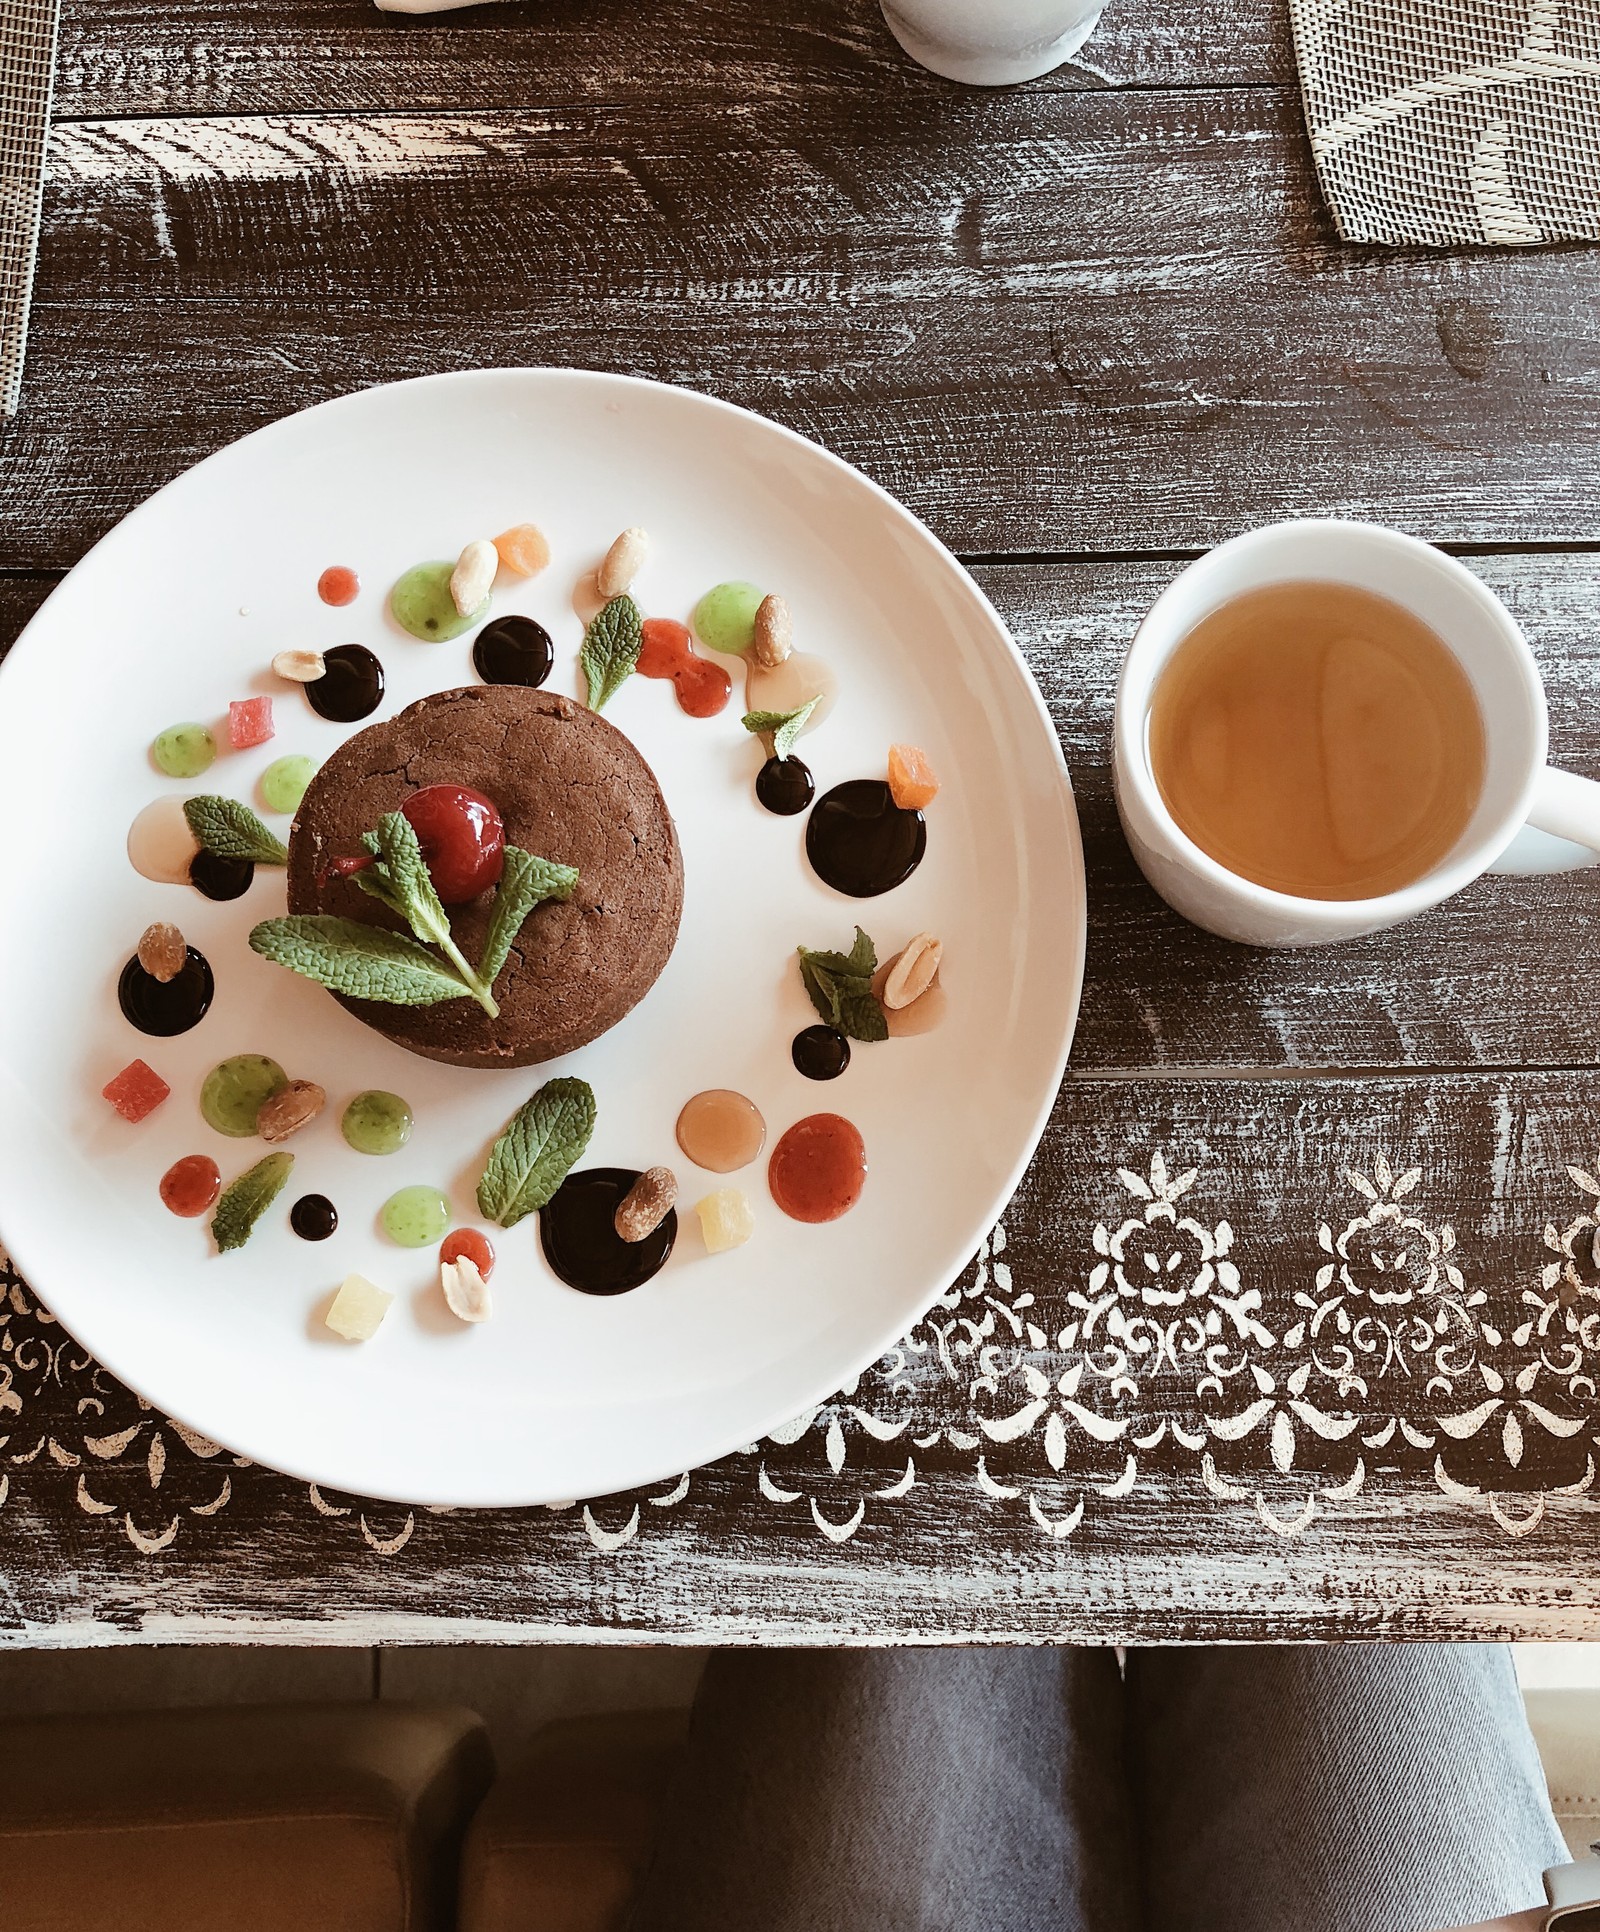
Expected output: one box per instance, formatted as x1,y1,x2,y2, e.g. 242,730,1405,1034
3,1700,493,1932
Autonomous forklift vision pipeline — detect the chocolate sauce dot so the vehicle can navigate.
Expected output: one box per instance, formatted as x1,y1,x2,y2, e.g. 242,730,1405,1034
189,850,255,901
805,779,926,898
307,643,384,723
291,1194,338,1241
117,948,214,1037
792,1024,851,1081
756,755,815,816
539,1167,676,1296
474,615,554,688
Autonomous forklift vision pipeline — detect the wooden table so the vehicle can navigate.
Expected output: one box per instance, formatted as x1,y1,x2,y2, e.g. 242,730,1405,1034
4,0,1600,1648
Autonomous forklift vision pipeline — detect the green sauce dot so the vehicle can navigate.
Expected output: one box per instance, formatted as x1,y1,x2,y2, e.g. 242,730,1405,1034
691,581,765,658
391,561,485,643
260,754,318,815
381,1184,452,1247
152,722,216,779
201,1055,287,1138
342,1089,414,1156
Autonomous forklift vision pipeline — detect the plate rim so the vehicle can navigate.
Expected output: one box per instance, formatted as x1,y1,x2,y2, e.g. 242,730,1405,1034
0,366,1087,1506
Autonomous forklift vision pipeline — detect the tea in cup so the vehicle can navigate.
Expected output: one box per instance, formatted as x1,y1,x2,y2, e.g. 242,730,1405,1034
1113,519,1600,947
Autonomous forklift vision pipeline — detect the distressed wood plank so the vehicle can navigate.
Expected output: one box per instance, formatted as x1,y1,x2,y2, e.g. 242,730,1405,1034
5,1069,1600,1643
53,0,1288,122
7,90,1599,566
4,557,1595,1073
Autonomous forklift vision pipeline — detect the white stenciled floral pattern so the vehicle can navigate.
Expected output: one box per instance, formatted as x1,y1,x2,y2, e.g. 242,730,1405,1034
6,1138,1600,1567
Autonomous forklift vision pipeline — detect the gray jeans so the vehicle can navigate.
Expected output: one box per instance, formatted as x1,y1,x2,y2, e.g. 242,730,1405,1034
629,1644,1567,1932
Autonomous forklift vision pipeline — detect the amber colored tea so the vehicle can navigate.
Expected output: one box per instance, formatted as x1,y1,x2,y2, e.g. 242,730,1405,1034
1147,581,1487,901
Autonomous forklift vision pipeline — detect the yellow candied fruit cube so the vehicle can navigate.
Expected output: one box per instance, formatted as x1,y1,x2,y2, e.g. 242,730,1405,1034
696,1188,755,1255
326,1272,393,1342
493,523,551,580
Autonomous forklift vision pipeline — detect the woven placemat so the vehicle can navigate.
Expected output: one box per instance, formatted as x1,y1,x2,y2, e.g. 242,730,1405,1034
1291,0,1600,245
0,0,58,418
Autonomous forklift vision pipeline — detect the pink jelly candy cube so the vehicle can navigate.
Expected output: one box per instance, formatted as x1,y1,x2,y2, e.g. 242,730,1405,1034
102,1059,171,1124
228,696,274,749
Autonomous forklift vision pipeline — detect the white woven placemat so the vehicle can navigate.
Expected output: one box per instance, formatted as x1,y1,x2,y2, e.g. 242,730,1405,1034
0,0,59,418
1291,0,1600,245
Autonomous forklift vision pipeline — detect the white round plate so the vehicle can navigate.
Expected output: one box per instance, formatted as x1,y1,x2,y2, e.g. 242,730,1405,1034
0,370,1084,1506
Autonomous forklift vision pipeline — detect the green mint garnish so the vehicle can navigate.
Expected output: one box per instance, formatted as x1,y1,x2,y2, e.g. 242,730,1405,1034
477,848,579,990
581,594,643,711
249,916,479,1005
212,1151,294,1253
250,818,576,1018
797,926,887,1043
477,1076,597,1229
185,795,289,865
743,697,819,762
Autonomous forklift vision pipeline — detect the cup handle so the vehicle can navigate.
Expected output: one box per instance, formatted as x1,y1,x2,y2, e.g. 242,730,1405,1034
1494,766,1600,876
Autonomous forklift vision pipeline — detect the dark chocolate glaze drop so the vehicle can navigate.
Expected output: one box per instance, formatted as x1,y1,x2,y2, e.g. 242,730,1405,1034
756,755,815,816
307,643,385,723
792,1024,851,1081
117,947,214,1037
539,1167,677,1296
189,850,255,901
474,615,554,688
291,1194,338,1241
805,779,926,898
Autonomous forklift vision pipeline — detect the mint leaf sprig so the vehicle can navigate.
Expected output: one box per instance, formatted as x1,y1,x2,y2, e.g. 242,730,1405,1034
477,1077,596,1228
743,697,818,762
250,813,577,1019
581,594,644,711
797,926,888,1043
213,1151,294,1253
185,796,289,866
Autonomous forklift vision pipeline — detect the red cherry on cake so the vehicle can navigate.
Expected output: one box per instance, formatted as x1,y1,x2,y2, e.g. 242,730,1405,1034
401,785,505,903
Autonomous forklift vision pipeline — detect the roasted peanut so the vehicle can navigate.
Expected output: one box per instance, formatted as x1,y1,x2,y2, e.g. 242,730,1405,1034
752,594,792,668
882,933,942,1011
596,527,649,600
615,1164,677,1243
257,1079,326,1143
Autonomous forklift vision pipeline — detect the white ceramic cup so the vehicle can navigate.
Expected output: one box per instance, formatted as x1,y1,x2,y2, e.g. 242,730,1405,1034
1112,518,1600,948
878,0,1104,85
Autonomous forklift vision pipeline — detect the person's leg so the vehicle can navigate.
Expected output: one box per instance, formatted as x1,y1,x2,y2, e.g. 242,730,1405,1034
629,1645,1140,1932
1125,1643,1566,1932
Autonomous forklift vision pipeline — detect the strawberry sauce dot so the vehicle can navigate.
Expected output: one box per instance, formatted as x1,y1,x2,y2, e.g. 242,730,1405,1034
318,565,360,606
441,1228,495,1280
160,1154,222,1218
768,1113,867,1223
638,617,732,718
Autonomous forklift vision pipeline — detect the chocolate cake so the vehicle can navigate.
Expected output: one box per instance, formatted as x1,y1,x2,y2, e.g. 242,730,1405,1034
286,685,683,1068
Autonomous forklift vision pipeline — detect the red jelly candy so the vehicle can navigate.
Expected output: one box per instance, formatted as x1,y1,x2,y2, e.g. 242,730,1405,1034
317,565,360,606
768,1113,867,1224
440,1228,495,1280
102,1059,171,1124
160,1154,221,1217
638,618,731,719
228,696,275,749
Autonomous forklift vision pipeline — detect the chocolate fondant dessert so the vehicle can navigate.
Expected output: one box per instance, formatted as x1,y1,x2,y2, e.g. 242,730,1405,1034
286,685,683,1068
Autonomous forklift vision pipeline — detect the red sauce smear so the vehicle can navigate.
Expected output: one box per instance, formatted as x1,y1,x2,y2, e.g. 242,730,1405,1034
638,617,731,718
441,1228,495,1280
768,1113,867,1223
318,565,360,607
160,1154,221,1218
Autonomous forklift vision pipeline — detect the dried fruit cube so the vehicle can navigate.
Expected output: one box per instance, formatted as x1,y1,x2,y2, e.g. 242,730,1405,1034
696,1187,755,1255
326,1273,393,1342
888,743,939,811
102,1059,171,1123
493,523,551,579
229,696,275,749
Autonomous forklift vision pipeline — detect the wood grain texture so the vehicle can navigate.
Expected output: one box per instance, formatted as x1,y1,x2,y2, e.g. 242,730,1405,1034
6,1068,1600,1644
52,0,1288,122
8,86,1600,566
3,558,1595,1074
